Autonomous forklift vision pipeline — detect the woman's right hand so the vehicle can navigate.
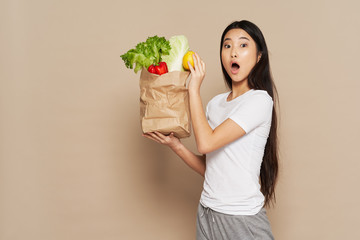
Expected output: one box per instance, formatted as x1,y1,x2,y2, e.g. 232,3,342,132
142,131,182,150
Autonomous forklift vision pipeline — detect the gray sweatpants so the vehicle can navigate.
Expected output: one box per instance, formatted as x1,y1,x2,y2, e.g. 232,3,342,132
196,203,274,240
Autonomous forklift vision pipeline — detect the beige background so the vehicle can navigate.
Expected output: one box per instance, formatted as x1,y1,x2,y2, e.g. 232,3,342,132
1,0,359,239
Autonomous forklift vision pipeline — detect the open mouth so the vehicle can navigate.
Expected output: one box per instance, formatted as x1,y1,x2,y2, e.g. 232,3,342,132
231,62,240,74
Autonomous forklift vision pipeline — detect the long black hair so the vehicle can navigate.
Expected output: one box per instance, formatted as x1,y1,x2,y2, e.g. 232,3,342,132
220,20,279,207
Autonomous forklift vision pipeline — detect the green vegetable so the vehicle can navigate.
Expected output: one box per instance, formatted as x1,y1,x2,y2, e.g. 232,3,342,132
120,36,171,73
162,35,189,72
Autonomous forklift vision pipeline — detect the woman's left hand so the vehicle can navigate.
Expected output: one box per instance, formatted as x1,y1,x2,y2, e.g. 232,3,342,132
188,52,206,92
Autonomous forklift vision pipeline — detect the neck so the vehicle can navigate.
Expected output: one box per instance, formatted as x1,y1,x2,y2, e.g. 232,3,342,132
230,79,251,100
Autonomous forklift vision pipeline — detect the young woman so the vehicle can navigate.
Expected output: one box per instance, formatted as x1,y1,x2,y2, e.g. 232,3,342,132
143,20,278,240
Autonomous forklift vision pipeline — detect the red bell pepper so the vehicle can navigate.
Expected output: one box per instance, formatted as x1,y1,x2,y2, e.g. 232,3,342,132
158,62,168,74
148,62,168,75
147,64,156,74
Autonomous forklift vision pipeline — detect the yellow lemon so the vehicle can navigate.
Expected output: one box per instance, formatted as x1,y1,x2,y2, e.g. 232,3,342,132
182,51,195,71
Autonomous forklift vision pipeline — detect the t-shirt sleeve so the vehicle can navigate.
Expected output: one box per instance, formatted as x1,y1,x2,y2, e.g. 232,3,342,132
229,94,273,133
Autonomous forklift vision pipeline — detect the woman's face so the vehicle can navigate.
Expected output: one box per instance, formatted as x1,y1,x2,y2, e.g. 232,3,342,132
221,28,260,85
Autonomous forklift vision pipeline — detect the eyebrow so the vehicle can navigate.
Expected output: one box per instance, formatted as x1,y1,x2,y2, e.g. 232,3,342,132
224,37,250,41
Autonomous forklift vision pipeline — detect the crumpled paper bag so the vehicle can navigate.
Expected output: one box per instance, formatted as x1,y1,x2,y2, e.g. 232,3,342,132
139,68,191,138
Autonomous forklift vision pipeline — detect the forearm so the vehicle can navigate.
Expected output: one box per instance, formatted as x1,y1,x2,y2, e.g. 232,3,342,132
189,89,213,154
170,142,206,177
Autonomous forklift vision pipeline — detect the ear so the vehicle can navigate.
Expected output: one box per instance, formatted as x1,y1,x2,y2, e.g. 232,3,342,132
257,52,262,63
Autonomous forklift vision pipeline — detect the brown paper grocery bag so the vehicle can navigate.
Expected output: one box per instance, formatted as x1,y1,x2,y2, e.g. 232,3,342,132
139,68,191,138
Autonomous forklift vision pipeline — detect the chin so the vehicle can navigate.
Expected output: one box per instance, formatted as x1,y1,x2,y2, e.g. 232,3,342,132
231,76,246,83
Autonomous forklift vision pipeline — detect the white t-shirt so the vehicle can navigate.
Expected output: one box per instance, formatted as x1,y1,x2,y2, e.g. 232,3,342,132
200,89,273,215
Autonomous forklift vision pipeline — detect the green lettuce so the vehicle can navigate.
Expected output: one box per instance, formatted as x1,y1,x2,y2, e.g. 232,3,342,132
162,35,189,72
120,36,171,73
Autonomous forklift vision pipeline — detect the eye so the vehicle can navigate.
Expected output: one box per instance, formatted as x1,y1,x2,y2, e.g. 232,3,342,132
224,44,231,49
240,43,248,48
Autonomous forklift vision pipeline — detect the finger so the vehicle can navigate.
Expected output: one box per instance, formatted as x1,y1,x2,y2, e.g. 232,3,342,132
152,132,165,142
154,131,172,144
188,60,195,73
153,131,167,140
143,132,158,140
193,52,200,70
194,53,204,72
153,131,166,137
146,132,163,143
143,133,161,143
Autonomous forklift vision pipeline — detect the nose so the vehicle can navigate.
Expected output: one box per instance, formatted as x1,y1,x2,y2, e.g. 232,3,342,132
231,49,237,58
